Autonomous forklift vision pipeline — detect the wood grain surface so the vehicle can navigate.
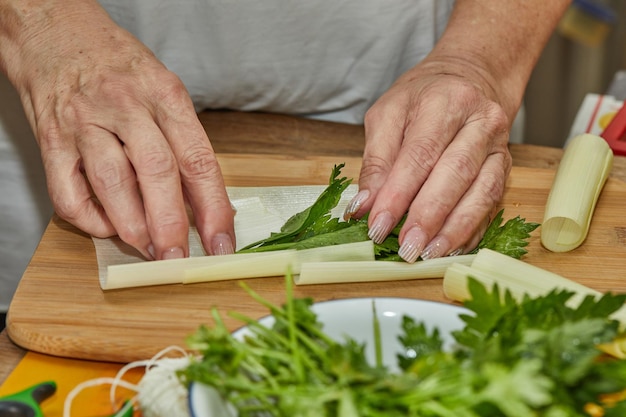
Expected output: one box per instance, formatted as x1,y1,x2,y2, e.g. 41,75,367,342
6,154,626,364
3,110,626,373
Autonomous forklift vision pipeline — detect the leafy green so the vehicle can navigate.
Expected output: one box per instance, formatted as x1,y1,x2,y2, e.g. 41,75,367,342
238,164,539,260
469,210,539,259
180,275,626,416
238,163,355,251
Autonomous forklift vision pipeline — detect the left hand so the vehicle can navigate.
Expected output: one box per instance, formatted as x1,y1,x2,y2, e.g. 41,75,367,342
344,56,512,262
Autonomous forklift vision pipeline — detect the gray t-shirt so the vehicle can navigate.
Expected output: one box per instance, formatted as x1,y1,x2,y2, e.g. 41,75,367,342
0,1,455,310
99,0,454,123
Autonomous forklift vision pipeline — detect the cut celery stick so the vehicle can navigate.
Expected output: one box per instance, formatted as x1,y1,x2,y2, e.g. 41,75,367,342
101,251,287,290
443,248,626,357
103,241,375,289
541,133,613,252
183,241,375,284
296,254,476,285
443,250,600,309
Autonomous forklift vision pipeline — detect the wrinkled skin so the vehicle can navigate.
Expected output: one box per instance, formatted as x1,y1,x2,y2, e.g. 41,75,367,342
346,58,512,262
1,2,235,260
0,0,569,262
343,0,569,262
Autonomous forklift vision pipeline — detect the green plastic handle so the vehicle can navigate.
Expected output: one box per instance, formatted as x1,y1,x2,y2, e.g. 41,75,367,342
0,381,134,417
0,381,57,417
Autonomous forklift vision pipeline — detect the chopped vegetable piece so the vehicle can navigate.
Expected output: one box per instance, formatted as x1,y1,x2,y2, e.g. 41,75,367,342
541,133,613,252
443,248,626,358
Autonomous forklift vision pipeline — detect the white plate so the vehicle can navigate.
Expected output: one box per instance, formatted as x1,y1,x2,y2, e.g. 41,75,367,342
188,297,468,417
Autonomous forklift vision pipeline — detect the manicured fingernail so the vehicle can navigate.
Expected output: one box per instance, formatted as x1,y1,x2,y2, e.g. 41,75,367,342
162,246,184,260
421,237,449,260
211,233,234,256
367,210,395,244
398,226,428,263
343,190,370,220
448,247,464,257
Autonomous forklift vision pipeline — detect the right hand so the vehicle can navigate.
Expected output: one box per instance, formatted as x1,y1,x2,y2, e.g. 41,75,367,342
345,56,512,263
2,0,236,260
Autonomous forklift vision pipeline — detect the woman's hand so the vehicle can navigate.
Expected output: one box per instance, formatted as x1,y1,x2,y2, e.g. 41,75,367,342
344,0,570,263
347,57,512,262
0,0,236,260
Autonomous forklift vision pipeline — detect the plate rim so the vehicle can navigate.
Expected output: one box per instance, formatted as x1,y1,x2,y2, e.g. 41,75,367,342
230,296,468,334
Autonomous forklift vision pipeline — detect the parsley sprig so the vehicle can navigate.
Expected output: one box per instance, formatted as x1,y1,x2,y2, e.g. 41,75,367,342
238,164,539,260
181,276,626,416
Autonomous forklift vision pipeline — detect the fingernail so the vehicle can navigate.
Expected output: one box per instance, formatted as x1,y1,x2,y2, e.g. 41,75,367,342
398,226,428,263
162,246,184,260
211,233,235,256
343,190,370,220
421,237,449,260
367,210,396,244
448,247,464,257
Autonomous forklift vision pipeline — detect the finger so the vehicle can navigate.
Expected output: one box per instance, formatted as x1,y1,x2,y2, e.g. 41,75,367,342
432,213,492,258
76,125,153,259
461,211,496,255
395,124,491,261
119,115,190,261
40,132,117,238
419,150,511,260
361,95,465,245
343,97,406,221
395,102,510,262
155,99,236,256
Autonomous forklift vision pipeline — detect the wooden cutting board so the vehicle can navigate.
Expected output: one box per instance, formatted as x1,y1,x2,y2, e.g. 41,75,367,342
7,153,626,363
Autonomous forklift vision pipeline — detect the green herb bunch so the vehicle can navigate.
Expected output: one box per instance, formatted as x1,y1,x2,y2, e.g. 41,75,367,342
238,164,539,261
180,276,626,416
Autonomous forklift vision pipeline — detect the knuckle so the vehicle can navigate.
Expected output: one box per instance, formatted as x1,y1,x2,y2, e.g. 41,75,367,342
473,100,510,137
152,74,193,111
358,154,391,184
149,214,190,247
404,140,441,174
441,151,480,185
484,102,510,132
90,158,133,193
453,82,479,104
476,169,506,205
179,146,220,180
51,192,85,224
445,82,510,134
156,215,189,233
139,148,177,178
88,76,140,111
364,98,404,131
97,77,126,100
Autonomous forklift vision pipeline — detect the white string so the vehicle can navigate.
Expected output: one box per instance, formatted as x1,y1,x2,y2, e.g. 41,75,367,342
109,345,189,407
137,356,192,417
146,345,190,369
108,359,149,408
64,345,192,417
63,377,138,417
